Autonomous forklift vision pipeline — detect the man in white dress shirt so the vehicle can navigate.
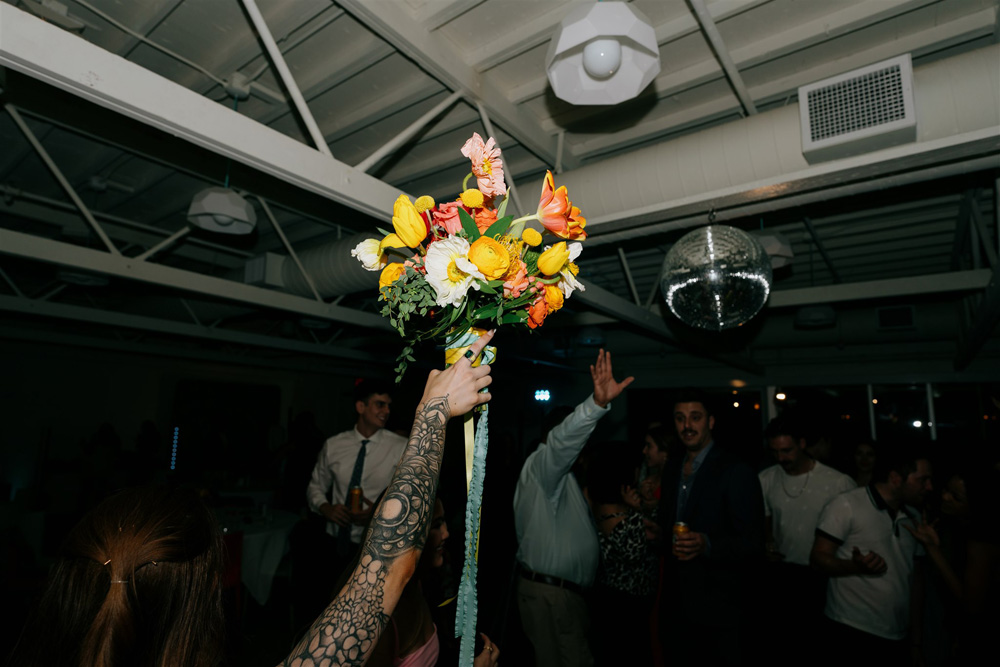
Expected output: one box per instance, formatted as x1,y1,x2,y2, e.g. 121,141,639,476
307,380,407,560
514,349,633,667
758,414,855,665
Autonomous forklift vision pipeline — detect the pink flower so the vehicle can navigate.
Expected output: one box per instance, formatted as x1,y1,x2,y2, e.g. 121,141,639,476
461,132,507,198
503,259,529,298
432,201,463,236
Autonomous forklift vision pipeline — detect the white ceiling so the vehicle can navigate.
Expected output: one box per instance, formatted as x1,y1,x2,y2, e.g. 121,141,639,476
0,0,998,385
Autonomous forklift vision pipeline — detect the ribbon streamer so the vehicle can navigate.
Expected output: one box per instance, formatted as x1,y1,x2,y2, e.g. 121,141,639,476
444,328,495,665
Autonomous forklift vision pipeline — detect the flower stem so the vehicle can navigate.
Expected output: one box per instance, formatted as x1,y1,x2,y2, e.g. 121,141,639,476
507,214,536,239
462,172,474,191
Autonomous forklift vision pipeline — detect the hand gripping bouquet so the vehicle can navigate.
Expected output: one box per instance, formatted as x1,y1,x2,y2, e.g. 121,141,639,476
352,133,588,664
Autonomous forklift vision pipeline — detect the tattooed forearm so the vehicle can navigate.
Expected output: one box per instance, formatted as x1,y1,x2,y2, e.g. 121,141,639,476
280,396,452,667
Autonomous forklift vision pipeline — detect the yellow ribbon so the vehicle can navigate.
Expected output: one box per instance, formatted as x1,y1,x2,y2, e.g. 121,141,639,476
443,327,496,493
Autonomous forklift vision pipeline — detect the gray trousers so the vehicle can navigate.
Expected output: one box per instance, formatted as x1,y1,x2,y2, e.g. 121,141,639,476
517,576,594,667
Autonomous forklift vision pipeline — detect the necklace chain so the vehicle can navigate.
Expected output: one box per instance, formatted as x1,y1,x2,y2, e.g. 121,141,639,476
781,465,812,498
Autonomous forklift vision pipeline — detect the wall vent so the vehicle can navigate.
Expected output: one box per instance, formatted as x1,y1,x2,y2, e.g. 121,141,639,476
799,54,916,164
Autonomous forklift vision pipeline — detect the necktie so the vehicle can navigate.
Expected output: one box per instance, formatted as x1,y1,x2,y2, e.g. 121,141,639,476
337,439,369,555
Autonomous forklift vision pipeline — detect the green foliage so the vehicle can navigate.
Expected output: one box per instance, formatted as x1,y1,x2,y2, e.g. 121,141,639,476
459,208,480,241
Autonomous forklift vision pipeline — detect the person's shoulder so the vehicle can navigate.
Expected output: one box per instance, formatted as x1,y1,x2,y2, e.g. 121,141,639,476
758,464,781,484
381,429,408,446
814,461,856,484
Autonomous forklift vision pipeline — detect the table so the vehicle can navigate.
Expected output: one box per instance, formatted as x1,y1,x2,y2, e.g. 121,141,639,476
216,507,299,605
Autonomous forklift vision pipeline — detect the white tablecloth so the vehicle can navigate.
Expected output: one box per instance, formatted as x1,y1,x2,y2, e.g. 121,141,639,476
217,508,298,605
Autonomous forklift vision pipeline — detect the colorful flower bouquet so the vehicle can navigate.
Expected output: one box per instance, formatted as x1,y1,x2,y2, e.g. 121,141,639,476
352,133,587,379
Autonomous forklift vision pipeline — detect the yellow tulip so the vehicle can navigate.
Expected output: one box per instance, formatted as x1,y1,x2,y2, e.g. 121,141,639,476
537,242,569,275
379,233,407,253
467,236,510,281
392,195,428,248
543,284,564,311
521,228,542,247
379,263,407,290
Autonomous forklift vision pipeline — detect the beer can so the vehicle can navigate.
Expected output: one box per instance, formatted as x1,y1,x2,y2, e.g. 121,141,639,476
672,521,690,544
348,486,363,513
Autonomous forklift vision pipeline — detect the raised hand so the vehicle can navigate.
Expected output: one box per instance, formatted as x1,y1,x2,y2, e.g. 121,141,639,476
904,513,941,548
590,349,634,408
421,329,495,417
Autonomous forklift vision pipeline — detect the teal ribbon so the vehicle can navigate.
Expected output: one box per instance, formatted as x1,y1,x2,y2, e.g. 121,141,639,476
444,329,495,666
456,404,489,665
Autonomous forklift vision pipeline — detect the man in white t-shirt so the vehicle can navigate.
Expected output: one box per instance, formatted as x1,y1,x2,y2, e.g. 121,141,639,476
758,416,855,664
810,442,933,666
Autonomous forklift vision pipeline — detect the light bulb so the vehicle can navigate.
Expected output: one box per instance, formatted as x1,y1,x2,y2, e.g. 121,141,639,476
212,214,234,225
582,39,621,80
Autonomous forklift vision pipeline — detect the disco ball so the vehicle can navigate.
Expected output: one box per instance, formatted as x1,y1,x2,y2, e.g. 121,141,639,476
660,225,772,331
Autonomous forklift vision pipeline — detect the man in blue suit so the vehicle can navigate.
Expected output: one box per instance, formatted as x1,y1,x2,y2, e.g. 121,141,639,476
655,389,765,665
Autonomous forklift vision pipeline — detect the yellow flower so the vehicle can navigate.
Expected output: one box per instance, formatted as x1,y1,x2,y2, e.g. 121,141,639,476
392,195,428,248
543,284,564,311
379,233,407,253
460,189,484,209
379,263,406,290
414,195,436,213
521,228,542,247
537,241,569,275
467,236,510,281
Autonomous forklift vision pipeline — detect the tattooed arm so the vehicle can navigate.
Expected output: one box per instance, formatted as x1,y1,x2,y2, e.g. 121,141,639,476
281,330,495,667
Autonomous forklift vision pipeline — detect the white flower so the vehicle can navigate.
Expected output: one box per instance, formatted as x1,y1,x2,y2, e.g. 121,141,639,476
556,242,585,298
351,238,382,271
424,236,484,308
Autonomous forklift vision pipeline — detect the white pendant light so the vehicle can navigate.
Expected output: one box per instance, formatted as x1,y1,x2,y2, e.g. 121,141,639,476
187,187,257,235
546,2,660,106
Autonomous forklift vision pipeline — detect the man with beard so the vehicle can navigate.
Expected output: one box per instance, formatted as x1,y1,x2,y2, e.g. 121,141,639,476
758,415,855,665
810,442,932,666
654,389,764,665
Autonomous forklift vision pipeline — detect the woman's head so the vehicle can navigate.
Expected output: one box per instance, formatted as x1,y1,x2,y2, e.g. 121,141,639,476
854,441,876,473
11,485,225,667
421,498,449,570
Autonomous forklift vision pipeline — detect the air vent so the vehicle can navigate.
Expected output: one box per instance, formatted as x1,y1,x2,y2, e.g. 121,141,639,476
799,54,916,164
877,305,915,330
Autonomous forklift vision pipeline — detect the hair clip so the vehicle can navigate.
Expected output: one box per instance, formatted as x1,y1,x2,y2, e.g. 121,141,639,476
103,559,111,566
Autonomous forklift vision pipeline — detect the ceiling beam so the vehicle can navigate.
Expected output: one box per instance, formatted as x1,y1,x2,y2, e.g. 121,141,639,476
576,280,764,375
582,146,1000,248
0,294,378,362
688,0,757,116
0,186,251,268
768,269,992,308
336,0,566,170
0,324,376,376
0,228,391,331
954,263,1000,370
0,2,403,223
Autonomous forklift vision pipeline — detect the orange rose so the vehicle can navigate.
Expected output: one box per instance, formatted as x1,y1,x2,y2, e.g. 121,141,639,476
474,207,498,234
526,295,549,329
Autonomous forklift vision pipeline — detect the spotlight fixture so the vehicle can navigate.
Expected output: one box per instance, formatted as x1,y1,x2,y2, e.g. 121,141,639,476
534,389,551,402
187,187,257,235
546,2,660,105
